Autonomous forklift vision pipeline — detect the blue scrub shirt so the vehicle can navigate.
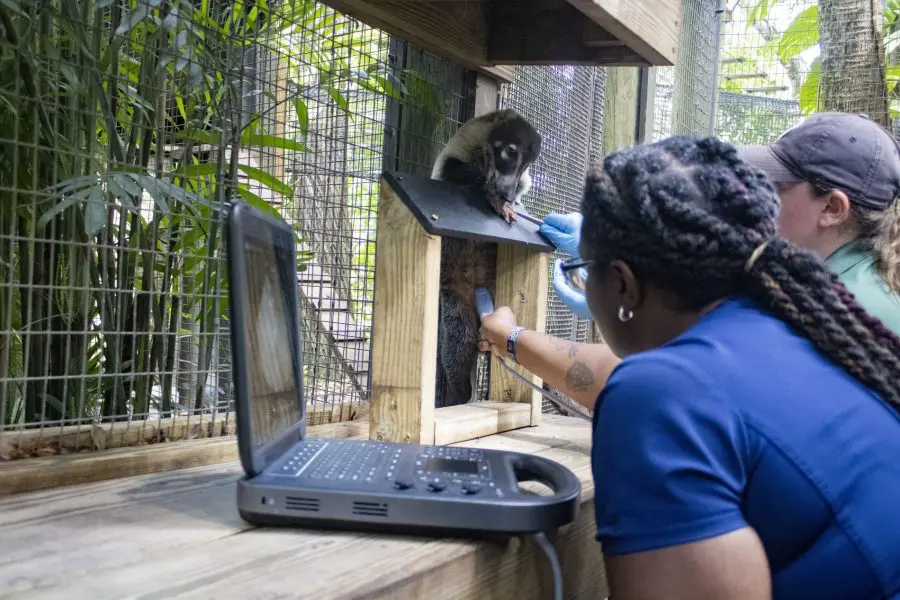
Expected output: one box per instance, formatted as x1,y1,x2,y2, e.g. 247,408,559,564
592,297,900,599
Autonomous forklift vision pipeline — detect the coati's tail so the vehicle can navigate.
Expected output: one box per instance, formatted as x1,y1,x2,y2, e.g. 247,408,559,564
437,289,480,407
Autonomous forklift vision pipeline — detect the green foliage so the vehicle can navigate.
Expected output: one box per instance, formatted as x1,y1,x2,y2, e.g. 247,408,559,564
747,0,781,28
777,5,818,64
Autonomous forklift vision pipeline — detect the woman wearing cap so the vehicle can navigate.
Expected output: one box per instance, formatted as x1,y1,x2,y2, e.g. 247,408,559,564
545,112,900,334
478,135,900,598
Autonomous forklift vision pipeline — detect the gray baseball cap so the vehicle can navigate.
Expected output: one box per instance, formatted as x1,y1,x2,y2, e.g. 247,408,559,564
737,112,900,211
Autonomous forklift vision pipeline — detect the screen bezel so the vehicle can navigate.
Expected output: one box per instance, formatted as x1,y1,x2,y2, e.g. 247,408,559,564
226,200,307,477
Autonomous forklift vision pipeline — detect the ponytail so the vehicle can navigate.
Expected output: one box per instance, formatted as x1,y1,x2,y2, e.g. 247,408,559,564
874,200,900,294
851,200,900,294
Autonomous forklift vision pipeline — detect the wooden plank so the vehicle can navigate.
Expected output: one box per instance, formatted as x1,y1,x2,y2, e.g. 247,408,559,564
0,420,370,497
488,1,650,66
322,0,677,68
325,0,491,72
603,66,640,154
0,401,365,460
369,178,441,444
481,65,516,83
489,245,549,426
566,0,681,66
432,402,531,445
0,415,606,599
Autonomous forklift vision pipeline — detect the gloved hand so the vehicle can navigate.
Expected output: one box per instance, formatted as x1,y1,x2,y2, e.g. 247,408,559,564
552,258,594,320
540,212,583,258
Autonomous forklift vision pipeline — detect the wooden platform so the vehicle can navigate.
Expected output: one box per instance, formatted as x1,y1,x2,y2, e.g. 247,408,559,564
0,415,605,599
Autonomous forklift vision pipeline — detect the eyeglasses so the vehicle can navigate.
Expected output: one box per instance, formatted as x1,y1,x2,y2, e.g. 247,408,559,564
559,257,594,292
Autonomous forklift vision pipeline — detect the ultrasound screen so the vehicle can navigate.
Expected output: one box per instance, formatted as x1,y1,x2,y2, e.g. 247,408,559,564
240,230,303,450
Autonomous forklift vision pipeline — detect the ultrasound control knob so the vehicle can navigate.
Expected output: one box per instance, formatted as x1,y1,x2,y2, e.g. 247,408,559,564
427,479,447,492
461,481,482,495
393,479,414,490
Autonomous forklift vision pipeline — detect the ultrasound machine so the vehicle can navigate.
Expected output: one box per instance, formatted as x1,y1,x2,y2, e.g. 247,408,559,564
225,201,581,598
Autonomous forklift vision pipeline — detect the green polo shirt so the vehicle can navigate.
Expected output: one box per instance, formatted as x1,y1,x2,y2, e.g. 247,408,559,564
826,240,900,336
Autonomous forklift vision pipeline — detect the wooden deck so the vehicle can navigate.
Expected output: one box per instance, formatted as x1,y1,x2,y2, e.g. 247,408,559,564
0,414,606,599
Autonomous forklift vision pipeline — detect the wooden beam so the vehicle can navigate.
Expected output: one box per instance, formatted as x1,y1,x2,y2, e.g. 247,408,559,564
566,0,681,66
433,402,531,445
0,420,369,496
324,0,491,72
0,403,368,459
489,245,549,426
602,67,640,154
321,0,679,70
488,1,651,66
369,178,441,444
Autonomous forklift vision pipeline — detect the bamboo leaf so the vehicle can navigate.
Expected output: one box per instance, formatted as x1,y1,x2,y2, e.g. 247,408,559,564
798,57,821,116
84,187,108,238
0,0,27,18
115,3,151,37
235,185,294,235
237,164,294,197
37,197,80,230
777,6,819,64
325,86,349,112
241,133,308,152
294,98,309,138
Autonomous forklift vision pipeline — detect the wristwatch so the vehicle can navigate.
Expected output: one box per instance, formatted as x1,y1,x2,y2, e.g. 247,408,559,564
506,327,527,363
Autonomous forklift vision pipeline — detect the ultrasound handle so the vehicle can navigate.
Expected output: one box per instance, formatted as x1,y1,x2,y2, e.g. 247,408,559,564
509,453,582,502
475,287,494,317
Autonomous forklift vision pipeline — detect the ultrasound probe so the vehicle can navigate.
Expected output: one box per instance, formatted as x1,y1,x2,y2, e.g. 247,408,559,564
475,287,593,422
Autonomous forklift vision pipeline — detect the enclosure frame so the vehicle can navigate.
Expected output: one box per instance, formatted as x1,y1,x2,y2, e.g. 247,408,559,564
369,69,549,446
368,175,549,446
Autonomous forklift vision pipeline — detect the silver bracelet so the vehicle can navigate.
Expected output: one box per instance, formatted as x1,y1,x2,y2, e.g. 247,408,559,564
506,327,527,364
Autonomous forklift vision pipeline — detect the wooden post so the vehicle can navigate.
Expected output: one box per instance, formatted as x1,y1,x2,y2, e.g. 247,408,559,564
489,245,549,426
368,68,550,446
369,179,441,444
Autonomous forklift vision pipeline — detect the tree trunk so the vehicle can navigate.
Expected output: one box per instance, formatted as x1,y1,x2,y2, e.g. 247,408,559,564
819,0,890,127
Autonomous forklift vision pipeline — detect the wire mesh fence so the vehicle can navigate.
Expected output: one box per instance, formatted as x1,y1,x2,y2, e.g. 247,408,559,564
499,66,606,414
7,0,884,458
713,0,897,144
0,0,472,458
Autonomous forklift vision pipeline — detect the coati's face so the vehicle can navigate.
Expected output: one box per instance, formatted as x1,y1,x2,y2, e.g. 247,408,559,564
487,117,542,178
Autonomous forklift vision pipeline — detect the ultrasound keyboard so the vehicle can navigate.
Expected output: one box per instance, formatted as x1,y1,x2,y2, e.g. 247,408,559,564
263,439,507,499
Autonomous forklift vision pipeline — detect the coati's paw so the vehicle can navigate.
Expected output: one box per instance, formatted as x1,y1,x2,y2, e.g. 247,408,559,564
500,202,517,224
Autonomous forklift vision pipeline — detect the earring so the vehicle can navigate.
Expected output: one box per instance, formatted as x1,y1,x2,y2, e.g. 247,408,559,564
618,306,634,323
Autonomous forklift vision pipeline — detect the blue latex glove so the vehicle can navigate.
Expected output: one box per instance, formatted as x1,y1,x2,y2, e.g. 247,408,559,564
540,212,583,258
552,258,594,319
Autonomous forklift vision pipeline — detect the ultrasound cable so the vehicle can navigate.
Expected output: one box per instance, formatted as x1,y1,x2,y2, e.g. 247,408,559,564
531,531,564,600
475,287,593,422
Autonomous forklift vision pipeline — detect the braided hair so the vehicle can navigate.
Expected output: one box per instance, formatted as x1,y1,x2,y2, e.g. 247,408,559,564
581,135,900,409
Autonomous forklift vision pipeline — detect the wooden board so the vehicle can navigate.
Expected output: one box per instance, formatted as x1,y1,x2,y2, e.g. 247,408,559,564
0,420,369,497
0,415,607,599
321,0,679,68
381,170,554,253
489,245,549,426
433,402,531,445
0,403,366,459
369,178,442,444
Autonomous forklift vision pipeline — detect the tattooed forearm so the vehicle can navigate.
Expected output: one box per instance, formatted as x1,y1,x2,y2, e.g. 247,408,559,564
551,336,583,359
564,360,595,392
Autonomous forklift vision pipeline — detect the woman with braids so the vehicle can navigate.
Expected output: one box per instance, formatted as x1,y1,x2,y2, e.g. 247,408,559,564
478,135,900,599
